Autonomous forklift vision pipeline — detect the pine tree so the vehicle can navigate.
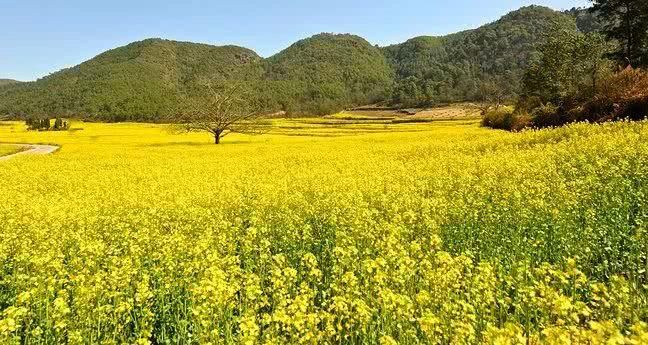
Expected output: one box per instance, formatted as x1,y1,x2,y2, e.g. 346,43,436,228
590,0,648,67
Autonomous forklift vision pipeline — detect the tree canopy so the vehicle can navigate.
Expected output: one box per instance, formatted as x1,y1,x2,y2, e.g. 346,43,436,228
523,30,611,104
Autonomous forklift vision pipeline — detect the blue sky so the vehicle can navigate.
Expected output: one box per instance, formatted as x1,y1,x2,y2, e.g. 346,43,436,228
1,0,590,81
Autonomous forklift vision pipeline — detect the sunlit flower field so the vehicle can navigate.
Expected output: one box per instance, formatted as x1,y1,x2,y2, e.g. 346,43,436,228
0,144,23,157
0,118,647,344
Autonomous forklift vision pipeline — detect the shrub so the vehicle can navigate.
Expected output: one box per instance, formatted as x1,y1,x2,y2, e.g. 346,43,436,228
598,67,648,102
530,103,561,128
510,114,533,131
26,117,50,131
514,96,543,115
581,67,648,122
481,106,516,130
53,118,70,131
514,68,648,130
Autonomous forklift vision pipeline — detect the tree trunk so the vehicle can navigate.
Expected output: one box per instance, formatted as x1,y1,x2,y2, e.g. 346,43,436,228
214,133,221,144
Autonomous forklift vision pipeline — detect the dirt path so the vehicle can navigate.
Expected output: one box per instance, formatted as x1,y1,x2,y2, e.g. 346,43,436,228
0,144,59,161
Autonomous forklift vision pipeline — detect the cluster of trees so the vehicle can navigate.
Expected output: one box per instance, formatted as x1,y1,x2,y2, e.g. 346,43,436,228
591,0,648,67
483,0,648,131
25,117,70,131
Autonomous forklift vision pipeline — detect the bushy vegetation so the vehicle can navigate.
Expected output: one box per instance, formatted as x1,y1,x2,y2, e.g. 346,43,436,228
481,106,530,132
0,119,646,343
486,66,648,131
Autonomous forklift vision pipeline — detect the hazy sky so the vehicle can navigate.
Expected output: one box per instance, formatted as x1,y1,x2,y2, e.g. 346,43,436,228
2,0,590,81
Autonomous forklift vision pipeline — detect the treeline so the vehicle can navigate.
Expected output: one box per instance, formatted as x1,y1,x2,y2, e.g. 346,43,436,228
0,79,21,87
483,0,648,131
260,34,393,115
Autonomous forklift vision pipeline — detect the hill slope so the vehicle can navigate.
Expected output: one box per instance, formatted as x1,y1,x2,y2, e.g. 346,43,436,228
0,6,581,120
383,6,578,106
0,39,263,121
261,34,394,114
0,79,21,87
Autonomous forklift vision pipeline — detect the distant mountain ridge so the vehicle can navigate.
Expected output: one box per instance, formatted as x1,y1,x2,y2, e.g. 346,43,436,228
0,5,581,120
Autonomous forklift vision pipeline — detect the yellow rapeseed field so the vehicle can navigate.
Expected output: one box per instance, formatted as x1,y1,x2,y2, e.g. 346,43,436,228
0,118,646,344
0,144,24,157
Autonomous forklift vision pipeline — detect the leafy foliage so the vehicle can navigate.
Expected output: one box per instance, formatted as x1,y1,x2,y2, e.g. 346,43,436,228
522,29,611,104
565,7,605,33
488,29,646,132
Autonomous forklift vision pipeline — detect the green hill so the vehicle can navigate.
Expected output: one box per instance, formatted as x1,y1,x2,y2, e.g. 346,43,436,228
0,79,21,87
261,33,394,115
383,5,578,106
0,6,582,120
0,39,263,121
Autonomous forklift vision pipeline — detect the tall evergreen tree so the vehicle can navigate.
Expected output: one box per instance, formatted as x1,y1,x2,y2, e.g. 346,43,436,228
590,0,648,67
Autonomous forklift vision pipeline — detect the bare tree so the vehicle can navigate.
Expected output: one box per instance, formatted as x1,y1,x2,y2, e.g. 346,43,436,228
174,81,271,144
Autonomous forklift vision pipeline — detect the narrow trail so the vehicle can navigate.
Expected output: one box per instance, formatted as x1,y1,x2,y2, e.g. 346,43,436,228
0,144,60,161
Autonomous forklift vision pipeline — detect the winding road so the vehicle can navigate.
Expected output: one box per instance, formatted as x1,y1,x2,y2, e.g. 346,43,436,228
0,144,59,161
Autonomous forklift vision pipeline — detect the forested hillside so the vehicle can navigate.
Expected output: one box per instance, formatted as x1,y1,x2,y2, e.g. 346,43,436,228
0,39,263,121
0,5,582,120
261,34,394,115
384,6,577,106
